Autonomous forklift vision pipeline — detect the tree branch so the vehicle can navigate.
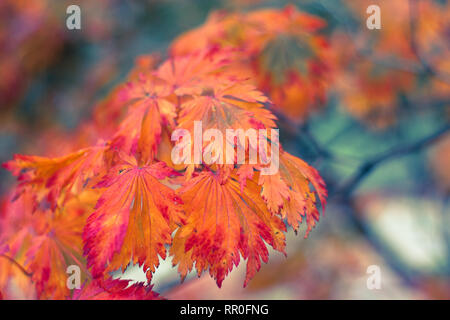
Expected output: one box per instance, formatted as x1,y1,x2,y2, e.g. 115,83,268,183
338,124,450,196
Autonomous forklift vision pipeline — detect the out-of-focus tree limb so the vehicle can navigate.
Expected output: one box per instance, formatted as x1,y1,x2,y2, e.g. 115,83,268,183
337,124,450,197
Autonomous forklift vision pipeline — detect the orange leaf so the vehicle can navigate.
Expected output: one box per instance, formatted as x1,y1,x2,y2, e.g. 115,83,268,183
259,151,327,236
112,77,176,164
171,170,286,287
83,158,184,281
72,279,160,300
3,144,109,208
21,190,96,299
157,48,232,96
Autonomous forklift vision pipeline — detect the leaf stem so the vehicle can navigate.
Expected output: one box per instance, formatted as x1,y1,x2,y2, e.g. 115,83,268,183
0,254,32,278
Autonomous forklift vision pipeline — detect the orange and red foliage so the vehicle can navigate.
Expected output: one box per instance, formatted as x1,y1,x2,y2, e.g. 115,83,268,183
171,5,334,121
72,279,160,300
0,5,327,299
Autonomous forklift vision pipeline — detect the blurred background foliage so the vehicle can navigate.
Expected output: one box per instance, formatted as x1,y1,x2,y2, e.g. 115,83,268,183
0,0,449,299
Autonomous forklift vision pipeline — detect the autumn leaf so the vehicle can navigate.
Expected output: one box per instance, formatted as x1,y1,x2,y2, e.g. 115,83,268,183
0,189,35,299
247,6,331,120
171,170,286,287
0,188,97,299
83,156,184,282
156,48,233,96
169,12,246,55
259,151,327,237
176,81,277,170
179,82,274,130
0,188,35,248
259,174,290,214
170,5,332,121
26,189,98,299
0,4,335,299
72,279,160,300
236,164,255,193
112,76,177,164
3,143,109,209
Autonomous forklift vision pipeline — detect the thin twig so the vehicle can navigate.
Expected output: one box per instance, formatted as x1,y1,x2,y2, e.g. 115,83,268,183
337,124,450,196
0,254,32,278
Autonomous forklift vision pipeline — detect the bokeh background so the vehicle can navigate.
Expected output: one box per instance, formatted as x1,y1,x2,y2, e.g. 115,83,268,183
0,0,449,299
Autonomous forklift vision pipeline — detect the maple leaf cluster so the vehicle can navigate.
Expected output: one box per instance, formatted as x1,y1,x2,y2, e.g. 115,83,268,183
0,5,327,299
171,5,333,120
